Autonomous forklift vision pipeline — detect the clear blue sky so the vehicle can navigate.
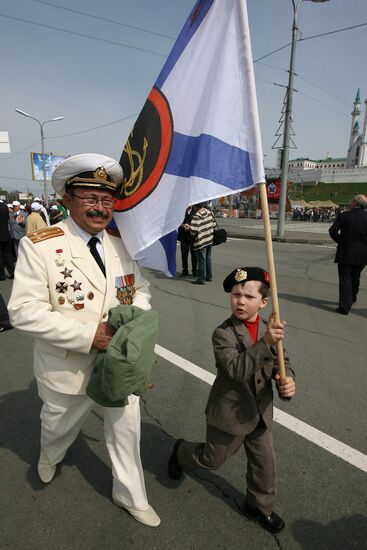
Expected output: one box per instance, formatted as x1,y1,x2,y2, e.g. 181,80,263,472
1,0,366,194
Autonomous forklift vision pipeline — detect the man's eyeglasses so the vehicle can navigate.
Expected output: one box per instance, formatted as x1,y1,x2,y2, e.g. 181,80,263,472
71,193,115,208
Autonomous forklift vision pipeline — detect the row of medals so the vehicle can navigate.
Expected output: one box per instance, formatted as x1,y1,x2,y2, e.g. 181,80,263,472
55,275,93,310
55,252,92,310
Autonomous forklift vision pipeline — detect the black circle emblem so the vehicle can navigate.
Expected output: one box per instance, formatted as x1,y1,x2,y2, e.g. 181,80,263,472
114,87,173,212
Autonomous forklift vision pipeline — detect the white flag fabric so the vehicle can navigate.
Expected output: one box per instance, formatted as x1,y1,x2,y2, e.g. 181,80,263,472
113,0,265,275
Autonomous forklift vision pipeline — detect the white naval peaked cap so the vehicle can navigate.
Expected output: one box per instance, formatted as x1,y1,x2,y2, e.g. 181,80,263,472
34,197,41,201
12,200,20,206
31,202,42,211
52,153,124,196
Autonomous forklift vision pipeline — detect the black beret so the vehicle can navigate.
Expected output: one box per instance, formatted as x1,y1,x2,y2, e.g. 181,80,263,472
223,267,270,293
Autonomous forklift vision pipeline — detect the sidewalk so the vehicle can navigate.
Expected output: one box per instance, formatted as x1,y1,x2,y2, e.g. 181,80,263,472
217,218,334,245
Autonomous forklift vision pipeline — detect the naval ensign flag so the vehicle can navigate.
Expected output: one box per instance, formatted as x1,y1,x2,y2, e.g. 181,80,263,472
113,0,265,275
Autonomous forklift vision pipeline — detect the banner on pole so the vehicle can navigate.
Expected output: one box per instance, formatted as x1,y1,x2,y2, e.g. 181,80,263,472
113,0,265,275
31,153,69,181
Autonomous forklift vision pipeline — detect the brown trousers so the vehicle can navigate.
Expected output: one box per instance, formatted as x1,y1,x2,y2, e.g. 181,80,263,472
177,419,277,516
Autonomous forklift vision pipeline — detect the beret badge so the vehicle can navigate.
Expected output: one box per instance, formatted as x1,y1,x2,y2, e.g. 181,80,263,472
234,269,247,283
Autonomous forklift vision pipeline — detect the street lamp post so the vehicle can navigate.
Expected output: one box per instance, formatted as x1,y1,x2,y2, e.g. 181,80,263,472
15,109,64,208
276,0,329,239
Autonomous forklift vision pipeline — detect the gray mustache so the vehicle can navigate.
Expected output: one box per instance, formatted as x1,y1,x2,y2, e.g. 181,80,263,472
87,210,109,219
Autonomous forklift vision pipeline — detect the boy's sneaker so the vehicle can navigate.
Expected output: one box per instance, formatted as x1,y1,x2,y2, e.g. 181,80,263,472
243,502,285,533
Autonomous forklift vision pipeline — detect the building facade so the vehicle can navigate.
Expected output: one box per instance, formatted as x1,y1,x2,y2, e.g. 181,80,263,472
286,89,367,185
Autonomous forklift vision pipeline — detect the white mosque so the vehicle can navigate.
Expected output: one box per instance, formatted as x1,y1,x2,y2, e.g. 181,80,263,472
286,88,367,185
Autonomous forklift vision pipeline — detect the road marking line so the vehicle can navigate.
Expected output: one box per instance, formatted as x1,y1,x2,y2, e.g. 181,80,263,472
155,344,367,473
227,238,335,247
156,344,215,385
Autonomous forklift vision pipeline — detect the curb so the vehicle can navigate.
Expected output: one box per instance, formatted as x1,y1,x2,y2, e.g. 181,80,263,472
227,232,332,245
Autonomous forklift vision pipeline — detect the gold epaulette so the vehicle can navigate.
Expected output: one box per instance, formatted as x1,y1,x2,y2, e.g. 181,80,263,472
106,227,121,238
28,227,65,244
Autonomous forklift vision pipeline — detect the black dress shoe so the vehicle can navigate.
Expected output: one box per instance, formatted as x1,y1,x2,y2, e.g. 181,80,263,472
243,502,285,533
191,280,205,285
168,439,184,480
336,307,349,315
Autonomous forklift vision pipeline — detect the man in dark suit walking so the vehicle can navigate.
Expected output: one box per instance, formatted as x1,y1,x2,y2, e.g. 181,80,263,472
0,201,15,280
329,194,367,314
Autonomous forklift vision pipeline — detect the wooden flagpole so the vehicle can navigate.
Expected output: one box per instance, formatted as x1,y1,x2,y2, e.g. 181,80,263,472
259,182,286,379
237,0,286,377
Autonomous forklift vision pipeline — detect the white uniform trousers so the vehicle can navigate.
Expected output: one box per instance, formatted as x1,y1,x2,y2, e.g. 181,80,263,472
37,382,148,510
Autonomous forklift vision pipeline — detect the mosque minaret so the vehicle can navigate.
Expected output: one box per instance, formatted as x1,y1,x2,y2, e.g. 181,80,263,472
346,88,367,168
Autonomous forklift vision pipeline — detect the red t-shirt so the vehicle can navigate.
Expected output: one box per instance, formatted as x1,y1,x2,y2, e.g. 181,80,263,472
244,315,260,344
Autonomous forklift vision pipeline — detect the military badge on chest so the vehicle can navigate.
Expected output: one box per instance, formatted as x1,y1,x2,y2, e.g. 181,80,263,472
56,281,68,294
68,280,85,309
115,274,135,305
54,249,65,267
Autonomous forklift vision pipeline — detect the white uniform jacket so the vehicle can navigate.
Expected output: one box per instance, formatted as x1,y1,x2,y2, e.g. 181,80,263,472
8,218,151,395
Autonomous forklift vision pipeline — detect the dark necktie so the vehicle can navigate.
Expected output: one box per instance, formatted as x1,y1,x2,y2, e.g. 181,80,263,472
88,236,106,277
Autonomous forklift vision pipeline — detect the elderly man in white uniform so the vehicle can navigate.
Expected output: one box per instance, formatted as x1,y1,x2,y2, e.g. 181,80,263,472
8,153,160,528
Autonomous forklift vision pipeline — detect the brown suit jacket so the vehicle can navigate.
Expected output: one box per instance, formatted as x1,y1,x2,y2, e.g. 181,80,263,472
205,315,294,436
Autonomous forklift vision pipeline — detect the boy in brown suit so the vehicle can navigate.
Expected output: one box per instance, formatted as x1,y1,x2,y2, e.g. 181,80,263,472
168,267,296,533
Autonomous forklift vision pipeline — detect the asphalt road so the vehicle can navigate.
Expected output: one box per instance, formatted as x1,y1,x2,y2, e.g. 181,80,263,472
1,235,367,550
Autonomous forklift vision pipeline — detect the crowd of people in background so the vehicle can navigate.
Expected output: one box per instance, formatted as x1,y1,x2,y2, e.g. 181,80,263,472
291,206,346,223
0,197,69,265
214,204,350,222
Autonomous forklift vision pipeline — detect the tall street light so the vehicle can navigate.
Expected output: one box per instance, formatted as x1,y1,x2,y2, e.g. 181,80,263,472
276,0,329,239
15,108,64,208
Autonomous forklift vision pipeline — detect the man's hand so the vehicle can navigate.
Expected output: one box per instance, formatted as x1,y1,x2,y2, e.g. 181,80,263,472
275,374,296,398
264,312,285,346
92,322,114,350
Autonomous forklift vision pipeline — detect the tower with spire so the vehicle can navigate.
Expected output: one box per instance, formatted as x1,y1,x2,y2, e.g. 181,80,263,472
358,97,367,168
346,88,367,168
